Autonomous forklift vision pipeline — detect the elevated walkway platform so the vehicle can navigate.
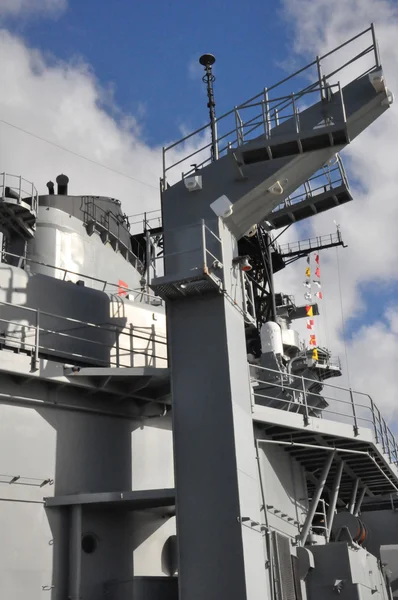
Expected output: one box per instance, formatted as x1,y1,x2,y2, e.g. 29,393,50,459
254,404,398,503
45,487,175,514
251,364,398,502
266,155,352,229
161,25,393,240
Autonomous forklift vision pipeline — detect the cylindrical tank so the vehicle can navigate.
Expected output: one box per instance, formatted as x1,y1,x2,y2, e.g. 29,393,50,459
260,321,283,355
331,512,368,545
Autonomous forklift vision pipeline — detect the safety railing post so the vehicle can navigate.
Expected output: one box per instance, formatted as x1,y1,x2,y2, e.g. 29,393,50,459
291,93,299,134
1,172,5,199
263,88,270,138
234,107,243,146
369,397,378,443
349,388,359,436
316,56,324,101
371,23,381,68
115,326,120,368
18,176,22,204
394,439,398,465
31,309,40,371
384,420,392,463
201,220,207,273
162,147,167,186
377,407,386,453
302,376,309,426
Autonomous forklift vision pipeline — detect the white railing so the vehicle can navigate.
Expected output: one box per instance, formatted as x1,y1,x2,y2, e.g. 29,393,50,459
250,363,398,467
0,299,168,370
162,25,380,185
0,172,39,215
1,249,163,306
270,154,349,215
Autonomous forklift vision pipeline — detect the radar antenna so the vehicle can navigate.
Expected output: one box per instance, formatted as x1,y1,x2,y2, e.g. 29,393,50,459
199,53,218,162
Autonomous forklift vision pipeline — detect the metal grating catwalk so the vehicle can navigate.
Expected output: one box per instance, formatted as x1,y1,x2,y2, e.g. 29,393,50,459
254,413,398,503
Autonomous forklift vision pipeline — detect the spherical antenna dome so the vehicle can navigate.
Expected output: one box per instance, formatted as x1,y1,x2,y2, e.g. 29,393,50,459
199,54,216,67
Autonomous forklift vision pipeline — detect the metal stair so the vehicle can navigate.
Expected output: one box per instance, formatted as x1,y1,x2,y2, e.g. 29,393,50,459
161,25,393,241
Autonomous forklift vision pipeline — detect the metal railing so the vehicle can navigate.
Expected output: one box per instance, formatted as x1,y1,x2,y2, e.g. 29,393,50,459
128,209,162,235
162,24,380,185
269,154,349,215
276,230,344,257
0,299,168,370
0,172,39,215
250,363,398,467
81,196,145,273
151,219,224,282
0,249,163,306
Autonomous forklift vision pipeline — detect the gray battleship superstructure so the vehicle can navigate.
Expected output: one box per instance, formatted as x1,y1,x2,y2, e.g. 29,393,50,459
0,23,397,600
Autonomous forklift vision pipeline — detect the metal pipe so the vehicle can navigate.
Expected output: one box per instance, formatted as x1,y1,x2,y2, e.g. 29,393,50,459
69,504,82,600
354,487,367,517
199,54,218,162
348,477,359,514
326,460,344,540
255,440,276,600
257,439,370,456
298,450,335,546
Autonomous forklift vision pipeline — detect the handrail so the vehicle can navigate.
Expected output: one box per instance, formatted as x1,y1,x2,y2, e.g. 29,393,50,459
1,172,39,215
0,297,167,369
250,363,398,467
162,25,379,184
0,249,162,306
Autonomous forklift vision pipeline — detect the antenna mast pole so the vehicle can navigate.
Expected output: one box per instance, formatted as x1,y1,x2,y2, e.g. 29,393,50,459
199,53,219,162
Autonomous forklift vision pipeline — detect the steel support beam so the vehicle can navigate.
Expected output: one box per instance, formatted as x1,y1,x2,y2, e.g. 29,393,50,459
69,504,82,600
326,460,344,541
306,471,345,508
298,450,335,546
348,477,359,514
354,487,367,516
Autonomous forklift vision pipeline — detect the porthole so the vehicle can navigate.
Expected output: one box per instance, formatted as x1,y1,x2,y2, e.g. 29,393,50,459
81,533,97,554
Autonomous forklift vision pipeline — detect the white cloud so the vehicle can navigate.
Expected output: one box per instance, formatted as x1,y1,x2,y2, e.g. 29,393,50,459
278,0,398,424
0,0,67,18
0,28,208,218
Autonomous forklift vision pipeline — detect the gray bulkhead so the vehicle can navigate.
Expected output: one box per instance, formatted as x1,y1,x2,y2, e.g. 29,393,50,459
27,195,143,291
0,389,175,599
0,186,175,598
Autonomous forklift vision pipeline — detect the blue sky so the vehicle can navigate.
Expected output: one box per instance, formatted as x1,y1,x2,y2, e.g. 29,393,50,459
5,0,292,145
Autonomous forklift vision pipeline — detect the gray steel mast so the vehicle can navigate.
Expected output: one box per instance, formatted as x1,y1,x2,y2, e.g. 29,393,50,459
154,33,392,600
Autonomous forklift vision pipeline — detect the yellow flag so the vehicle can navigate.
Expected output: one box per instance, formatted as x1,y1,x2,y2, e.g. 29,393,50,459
312,349,318,361
305,305,313,317
305,267,311,278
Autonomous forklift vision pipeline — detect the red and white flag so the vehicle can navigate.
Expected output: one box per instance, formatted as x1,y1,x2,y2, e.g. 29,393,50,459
306,319,314,330
315,291,323,300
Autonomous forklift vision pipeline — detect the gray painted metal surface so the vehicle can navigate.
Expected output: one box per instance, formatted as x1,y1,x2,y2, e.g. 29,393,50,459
0,23,396,600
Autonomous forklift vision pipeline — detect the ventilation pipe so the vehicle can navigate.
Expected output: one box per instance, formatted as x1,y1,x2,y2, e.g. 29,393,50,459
56,174,69,195
46,181,55,195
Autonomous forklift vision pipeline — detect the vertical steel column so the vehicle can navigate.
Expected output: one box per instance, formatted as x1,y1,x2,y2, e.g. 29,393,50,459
69,504,82,600
299,451,335,546
326,460,344,541
354,487,367,517
348,477,359,514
